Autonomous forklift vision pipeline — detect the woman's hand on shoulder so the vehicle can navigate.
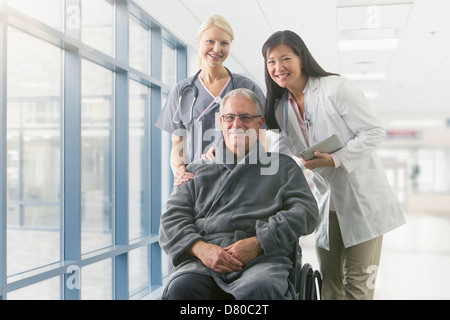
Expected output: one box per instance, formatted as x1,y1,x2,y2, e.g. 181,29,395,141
173,146,216,187
201,147,216,161
174,165,194,187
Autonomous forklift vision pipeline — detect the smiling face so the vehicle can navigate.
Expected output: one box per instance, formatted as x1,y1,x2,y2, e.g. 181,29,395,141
266,44,306,91
220,95,264,159
197,26,232,68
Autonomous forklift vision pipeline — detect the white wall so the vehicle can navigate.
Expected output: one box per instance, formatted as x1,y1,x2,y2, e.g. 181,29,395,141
135,0,255,81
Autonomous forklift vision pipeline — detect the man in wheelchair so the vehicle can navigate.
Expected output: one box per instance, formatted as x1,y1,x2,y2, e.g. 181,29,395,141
159,88,319,300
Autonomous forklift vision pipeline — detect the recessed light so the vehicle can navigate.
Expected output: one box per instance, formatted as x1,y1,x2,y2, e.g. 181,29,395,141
343,73,386,80
339,38,398,50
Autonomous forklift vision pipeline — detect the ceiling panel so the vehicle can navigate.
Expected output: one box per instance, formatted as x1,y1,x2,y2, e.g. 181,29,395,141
336,4,412,30
339,50,393,73
182,0,255,6
259,0,339,72
139,0,450,128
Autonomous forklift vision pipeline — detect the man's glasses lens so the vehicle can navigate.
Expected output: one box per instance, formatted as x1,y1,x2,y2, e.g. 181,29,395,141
222,114,260,123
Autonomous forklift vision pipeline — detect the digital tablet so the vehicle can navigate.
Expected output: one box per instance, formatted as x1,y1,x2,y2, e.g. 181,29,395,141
299,134,345,160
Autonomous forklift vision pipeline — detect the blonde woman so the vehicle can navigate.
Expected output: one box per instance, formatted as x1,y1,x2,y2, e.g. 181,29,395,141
156,15,265,185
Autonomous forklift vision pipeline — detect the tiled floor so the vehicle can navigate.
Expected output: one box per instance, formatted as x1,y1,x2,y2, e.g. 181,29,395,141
299,211,450,300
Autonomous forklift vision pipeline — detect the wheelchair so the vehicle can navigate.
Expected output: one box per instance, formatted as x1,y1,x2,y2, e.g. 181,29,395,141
290,243,322,300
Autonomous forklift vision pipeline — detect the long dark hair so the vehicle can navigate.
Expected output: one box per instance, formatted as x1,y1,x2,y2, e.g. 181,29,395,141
262,30,339,130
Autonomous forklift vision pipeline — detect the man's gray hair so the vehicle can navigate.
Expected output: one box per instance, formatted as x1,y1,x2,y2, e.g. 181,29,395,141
219,88,264,116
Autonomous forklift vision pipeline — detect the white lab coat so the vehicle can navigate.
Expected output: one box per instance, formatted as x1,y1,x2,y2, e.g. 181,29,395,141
269,75,406,249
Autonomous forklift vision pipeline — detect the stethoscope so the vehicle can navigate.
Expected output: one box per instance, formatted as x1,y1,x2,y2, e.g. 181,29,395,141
172,67,237,125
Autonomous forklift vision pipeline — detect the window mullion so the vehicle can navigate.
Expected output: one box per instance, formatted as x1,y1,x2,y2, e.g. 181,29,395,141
0,2,8,301
150,25,162,289
114,0,129,300
62,48,82,300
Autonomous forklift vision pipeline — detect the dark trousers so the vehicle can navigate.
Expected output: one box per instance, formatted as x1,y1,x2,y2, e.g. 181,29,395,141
163,273,235,300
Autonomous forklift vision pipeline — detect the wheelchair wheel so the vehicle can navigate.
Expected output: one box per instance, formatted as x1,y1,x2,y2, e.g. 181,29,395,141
299,263,322,300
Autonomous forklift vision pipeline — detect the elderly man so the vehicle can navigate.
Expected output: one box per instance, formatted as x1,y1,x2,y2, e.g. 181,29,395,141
159,88,319,300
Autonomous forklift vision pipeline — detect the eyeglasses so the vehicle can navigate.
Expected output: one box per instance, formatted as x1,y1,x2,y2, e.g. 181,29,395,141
221,113,262,123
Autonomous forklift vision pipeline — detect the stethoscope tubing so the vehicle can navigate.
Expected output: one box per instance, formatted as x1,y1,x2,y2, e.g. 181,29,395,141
172,67,236,125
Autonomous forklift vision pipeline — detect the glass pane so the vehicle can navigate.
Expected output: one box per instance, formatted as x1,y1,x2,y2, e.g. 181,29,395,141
417,149,434,193
7,0,63,31
81,259,112,300
81,59,113,253
129,80,150,240
434,150,447,192
7,276,60,300
129,15,150,74
162,41,176,87
7,27,61,276
129,246,149,296
81,0,114,56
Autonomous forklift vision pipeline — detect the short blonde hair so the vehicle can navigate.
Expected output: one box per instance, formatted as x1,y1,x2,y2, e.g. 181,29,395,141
197,15,234,69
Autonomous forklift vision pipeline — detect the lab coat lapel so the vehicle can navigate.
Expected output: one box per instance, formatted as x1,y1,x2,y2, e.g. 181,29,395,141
287,105,308,149
280,91,308,153
275,92,310,156
307,77,320,143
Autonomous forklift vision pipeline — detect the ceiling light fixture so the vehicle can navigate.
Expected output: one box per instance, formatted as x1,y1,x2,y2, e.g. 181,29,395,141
343,73,386,80
339,38,398,51
336,0,413,8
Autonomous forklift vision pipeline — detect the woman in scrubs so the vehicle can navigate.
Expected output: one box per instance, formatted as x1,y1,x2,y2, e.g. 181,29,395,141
155,15,264,185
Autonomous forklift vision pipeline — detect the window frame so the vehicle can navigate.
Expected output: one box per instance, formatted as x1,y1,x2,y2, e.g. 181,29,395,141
0,0,186,300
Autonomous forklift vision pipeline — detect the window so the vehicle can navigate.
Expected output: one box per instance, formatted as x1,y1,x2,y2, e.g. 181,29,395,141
81,259,113,300
0,0,187,300
129,80,150,240
7,27,62,276
378,147,450,195
162,41,176,87
81,59,114,254
7,0,63,31
81,0,114,56
129,246,149,297
129,15,150,74
416,148,449,193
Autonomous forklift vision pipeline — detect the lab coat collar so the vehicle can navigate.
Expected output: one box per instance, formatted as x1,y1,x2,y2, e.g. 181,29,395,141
306,77,320,143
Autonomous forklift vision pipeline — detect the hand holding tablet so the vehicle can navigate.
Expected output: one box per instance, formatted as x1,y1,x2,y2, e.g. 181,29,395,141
300,134,345,160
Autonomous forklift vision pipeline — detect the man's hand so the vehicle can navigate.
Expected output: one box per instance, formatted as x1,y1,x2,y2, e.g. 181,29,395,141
189,241,243,274
224,237,262,266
